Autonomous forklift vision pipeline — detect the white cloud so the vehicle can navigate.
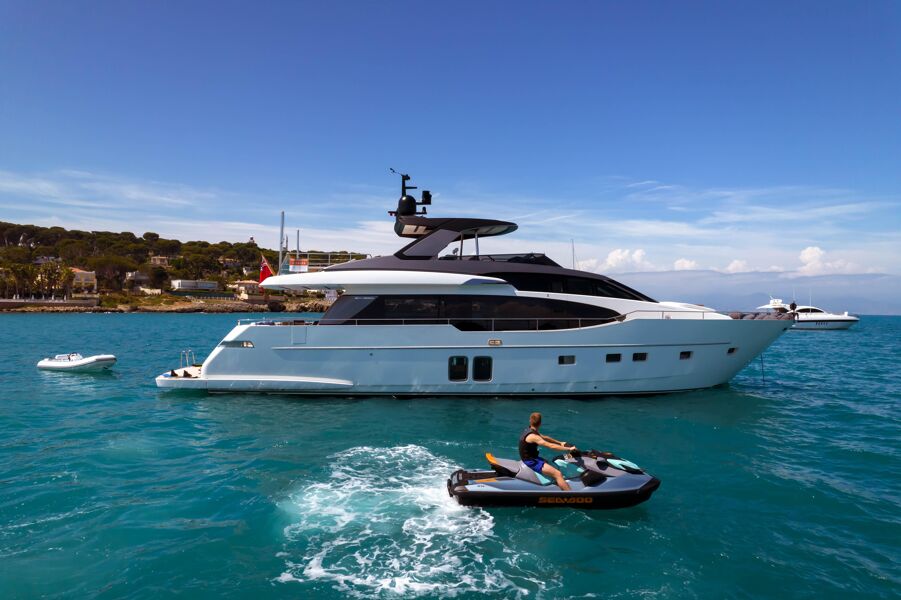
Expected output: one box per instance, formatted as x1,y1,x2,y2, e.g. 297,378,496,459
586,248,657,273
0,169,217,209
724,259,749,273
701,201,881,225
1,167,899,276
797,246,858,276
673,258,699,270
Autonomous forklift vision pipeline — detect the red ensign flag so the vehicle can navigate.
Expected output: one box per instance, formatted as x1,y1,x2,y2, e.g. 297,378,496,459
259,255,274,283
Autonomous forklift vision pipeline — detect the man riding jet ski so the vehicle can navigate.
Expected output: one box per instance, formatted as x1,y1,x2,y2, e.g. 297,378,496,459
447,413,660,509
518,412,577,490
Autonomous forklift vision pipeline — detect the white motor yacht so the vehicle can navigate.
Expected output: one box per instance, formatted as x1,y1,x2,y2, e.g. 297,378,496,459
156,174,793,395
757,298,859,330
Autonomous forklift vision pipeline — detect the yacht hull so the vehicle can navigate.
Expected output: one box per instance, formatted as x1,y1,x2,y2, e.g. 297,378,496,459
155,318,790,395
792,318,858,330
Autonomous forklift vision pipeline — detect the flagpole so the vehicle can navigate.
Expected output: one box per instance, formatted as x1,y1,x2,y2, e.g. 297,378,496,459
278,211,285,275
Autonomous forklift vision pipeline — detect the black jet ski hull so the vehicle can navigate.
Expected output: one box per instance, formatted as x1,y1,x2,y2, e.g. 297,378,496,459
447,469,660,510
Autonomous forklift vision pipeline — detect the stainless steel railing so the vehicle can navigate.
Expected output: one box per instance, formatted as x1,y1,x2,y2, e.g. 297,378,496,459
236,308,790,329
233,309,735,329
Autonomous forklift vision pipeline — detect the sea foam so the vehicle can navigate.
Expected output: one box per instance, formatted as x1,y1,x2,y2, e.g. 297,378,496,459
276,445,556,597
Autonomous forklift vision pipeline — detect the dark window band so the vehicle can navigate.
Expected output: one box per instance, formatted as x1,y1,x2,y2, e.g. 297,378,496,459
321,294,620,331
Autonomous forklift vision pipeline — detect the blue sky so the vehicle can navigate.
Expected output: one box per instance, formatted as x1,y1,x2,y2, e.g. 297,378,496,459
1,1,899,281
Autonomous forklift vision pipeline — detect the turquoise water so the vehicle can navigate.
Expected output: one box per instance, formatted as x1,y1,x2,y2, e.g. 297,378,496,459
1,314,898,598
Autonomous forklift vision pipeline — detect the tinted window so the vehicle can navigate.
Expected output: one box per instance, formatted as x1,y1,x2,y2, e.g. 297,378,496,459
473,356,492,381
322,294,619,330
448,356,468,381
320,295,378,323
487,272,655,301
565,278,593,296
383,296,441,320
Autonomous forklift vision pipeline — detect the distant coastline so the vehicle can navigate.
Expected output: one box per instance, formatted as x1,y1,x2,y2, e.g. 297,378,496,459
0,298,329,314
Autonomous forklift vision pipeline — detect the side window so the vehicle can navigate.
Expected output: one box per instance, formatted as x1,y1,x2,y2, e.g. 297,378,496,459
632,352,647,362
606,353,621,363
473,356,492,381
680,351,693,360
564,277,593,296
558,355,575,365
448,356,468,381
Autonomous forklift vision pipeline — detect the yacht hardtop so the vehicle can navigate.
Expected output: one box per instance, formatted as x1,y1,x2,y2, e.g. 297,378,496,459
156,173,792,395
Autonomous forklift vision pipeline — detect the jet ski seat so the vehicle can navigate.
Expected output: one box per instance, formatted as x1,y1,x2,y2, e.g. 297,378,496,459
486,453,554,486
515,464,554,486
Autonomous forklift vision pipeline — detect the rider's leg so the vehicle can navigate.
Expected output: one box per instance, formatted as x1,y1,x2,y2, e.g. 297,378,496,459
541,462,571,491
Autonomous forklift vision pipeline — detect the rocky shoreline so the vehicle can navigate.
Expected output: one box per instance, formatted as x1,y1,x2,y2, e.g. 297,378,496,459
0,300,331,314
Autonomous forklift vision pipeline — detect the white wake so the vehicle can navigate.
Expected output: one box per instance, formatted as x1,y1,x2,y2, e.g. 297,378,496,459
276,445,557,597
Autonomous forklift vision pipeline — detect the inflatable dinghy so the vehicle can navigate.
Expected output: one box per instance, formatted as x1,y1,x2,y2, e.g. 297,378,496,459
37,353,117,372
448,450,659,509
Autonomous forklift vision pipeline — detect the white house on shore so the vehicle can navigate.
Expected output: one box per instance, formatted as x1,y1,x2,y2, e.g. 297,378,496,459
229,279,261,300
170,280,219,292
71,268,98,293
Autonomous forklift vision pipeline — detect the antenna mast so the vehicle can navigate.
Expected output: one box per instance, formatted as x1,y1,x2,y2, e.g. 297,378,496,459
388,169,431,217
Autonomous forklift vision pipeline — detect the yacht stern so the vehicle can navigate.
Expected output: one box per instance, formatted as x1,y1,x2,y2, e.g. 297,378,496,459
155,366,207,390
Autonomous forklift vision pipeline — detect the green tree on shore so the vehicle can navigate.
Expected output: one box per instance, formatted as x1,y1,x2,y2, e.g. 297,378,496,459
0,220,363,298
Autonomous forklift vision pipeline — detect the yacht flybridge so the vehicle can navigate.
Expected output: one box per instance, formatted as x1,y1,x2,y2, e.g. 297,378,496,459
156,173,793,395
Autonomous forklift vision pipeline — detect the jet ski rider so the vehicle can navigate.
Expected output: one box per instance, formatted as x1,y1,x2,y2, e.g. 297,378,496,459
520,412,577,491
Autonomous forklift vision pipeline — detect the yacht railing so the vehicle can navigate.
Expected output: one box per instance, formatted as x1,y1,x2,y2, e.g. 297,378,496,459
232,309,785,330
237,316,619,329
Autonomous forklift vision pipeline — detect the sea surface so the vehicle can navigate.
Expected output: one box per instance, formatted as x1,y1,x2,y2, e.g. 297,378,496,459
0,313,898,598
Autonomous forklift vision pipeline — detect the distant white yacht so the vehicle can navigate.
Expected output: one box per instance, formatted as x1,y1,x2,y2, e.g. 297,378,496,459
155,174,793,395
757,298,859,330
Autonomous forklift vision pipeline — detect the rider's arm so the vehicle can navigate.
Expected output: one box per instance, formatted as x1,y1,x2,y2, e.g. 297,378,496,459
540,433,566,445
527,434,574,452
538,433,575,448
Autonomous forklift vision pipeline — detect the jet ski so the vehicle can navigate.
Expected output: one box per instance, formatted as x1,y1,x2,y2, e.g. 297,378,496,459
447,450,660,509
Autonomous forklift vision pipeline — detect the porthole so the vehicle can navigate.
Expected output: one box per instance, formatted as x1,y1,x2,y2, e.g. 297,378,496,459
632,352,647,362
473,356,493,381
680,351,693,360
220,340,254,348
606,353,621,363
727,347,737,355
558,355,575,365
448,356,468,381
